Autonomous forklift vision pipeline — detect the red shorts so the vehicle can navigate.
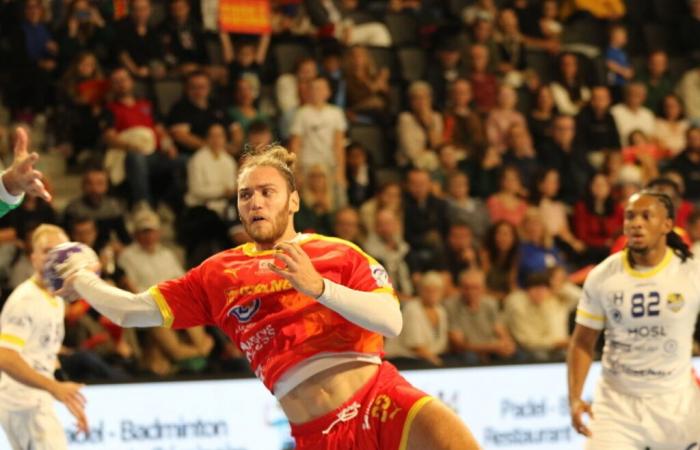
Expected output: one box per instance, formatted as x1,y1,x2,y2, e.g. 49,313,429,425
290,361,432,450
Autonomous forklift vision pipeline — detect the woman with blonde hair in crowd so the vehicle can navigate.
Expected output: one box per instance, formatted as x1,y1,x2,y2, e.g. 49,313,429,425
359,180,403,236
397,81,444,169
344,45,390,122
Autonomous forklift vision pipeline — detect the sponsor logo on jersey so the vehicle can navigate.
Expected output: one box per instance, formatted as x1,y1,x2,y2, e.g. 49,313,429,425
227,298,261,323
225,279,293,305
240,324,276,362
627,325,667,339
663,339,678,354
611,309,623,323
666,293,685,313
607,291,624,307
370,265,391,288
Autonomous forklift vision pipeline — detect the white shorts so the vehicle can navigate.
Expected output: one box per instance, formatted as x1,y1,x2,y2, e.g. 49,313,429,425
0,401,67,450
585,377,700,450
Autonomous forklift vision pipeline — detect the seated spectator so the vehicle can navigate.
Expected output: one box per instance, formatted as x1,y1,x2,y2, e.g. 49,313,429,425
363,208,414,300
486,165,528,227
486,84,527,153
480,220,519,297
289,77,348,186
228,76,269,156
604,24,633,100
313,0,391,47
527,86,557,148
573,173,623,261
56,0,111,68
385,272,449,367
647,176,694,231
503,123,539,189
620,130,664,183
443,78,486,158
610,82,656,146
655,94,690,157
332,206,362,244
504,272,569,361
444,222,480,284
396,81,443,170
103,67,184,210
167,71,230,156
550,53,590,116
295,164,342,234
63,167,131,250
247,120,274,149
343,45,390,122
221,33,270,87
431,144,463,192
637,50,674,114
320,46,346,108
679,0,700,58
114,0,165,79
676,67,700,123
517,208,564,285
426,40,466,111
537,0,563,43
275,57,318,119
445,171,490,241
575,85,620,154
468,44,499,114
359,181,403,236
445,269,518,364
494,9,528,87
345,142,377,208
462,0,497,26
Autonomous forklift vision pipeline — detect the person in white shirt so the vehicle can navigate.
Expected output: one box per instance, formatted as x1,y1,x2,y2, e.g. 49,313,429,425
568,190,700,449
0,224,87,449
610,82,656,146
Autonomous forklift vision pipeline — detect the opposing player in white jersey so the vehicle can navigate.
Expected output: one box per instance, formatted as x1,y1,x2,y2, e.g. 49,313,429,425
568,190,700,449
0,224,88,449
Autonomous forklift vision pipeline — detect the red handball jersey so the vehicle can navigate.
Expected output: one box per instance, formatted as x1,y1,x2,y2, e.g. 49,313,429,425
149,234,396,393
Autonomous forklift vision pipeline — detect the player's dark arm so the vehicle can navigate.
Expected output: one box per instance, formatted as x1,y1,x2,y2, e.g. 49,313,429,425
567,323,601,436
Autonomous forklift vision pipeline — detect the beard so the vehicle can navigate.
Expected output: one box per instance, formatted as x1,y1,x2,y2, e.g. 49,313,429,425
242,205,291,245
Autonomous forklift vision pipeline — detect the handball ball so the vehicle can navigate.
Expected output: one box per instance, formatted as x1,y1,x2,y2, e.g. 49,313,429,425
42,242,99,292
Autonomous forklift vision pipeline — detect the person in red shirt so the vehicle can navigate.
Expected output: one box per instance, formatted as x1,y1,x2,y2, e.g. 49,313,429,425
56,145,479,450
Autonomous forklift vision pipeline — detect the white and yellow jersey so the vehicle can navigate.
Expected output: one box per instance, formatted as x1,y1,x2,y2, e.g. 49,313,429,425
0,278,65,410
576,249,700,397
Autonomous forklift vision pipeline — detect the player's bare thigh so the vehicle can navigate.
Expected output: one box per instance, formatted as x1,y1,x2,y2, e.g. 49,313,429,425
406,399,481,450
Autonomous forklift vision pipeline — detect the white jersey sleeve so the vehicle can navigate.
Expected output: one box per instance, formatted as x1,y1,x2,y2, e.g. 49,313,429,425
575,264,607,330
0,300,32,352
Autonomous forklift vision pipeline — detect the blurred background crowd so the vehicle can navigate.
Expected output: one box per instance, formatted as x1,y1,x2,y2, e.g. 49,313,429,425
1,0,700,382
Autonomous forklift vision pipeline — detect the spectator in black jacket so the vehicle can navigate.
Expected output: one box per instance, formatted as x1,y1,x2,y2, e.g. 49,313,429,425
669,127,700,201
575,86,620,154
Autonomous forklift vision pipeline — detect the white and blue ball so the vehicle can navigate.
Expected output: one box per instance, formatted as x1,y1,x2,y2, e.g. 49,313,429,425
42,242,99,292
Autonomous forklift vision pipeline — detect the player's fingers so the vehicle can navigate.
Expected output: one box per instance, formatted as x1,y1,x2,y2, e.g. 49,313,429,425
272,252,297,271
265,261,291,278
12,127,28,158
583,402,594,419
14,152,38,172
274,242,301,261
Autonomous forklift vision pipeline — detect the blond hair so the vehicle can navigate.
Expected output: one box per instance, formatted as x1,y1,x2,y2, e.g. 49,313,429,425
238,144,298,192
31,224,68,250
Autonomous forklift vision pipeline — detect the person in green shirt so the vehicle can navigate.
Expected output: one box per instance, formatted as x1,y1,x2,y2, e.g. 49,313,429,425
0,127,51,217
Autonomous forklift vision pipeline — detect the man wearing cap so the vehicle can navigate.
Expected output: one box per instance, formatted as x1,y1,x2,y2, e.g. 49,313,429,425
118,209,184,292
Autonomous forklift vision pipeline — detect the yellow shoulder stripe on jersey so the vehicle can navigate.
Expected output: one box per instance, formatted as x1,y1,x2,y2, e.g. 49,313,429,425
622,248,673,278
240,242,277,257
398,396,434,450
0,334,25,348
309,234,382,266
148,286,174,328
576,308,605,322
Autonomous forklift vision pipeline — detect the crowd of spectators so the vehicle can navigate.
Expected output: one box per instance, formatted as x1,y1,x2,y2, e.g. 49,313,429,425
1,0,700,379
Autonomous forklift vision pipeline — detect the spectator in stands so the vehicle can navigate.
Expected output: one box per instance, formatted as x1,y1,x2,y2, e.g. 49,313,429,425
503,123,539,189
486,84,527,153
550,52,591,116
320,46,346,107
527,85,557,148
468,44,499,114
676,67,700,123
114,0,165,80
103,67,183,210
462,0,497,26
310,0,392,47
517,208,564,285
289,76,347,187
397,81,443,170
359,180,403,237
345,142,377,208
246,119,274,149
118,208,214,375
443,78,486,158
403,168,450,272
679,0,700,57
655,94,689,156
8,0,59,119
637,50,674,114
446,269,518,364
444,222,480,284
445,171,490,242
657,172,694,231
63,167,131,250
611,82,656,146
295,164,341,234
56,0,111,68
220,33,270,88
539,115,592,204
363,207,414,299
167,71,229,156
573,173,623,260
495,9,527,87
385,271,449,367
343,45,390,122
486,165,528,227
275,57,318,118
426,40,466,110
480,220,519,297
575,85,620,154
504,272,569,361
604,24,633,100
669,128,700,201
228,75,269,156
332,206,362,244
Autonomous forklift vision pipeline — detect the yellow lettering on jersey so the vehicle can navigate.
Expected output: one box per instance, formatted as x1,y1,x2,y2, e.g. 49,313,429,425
225,279,293,305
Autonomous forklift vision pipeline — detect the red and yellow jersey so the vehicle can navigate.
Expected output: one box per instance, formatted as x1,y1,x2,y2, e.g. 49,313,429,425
150,234,396,392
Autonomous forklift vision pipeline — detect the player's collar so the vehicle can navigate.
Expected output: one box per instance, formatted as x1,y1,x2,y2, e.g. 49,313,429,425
622,248,673,278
